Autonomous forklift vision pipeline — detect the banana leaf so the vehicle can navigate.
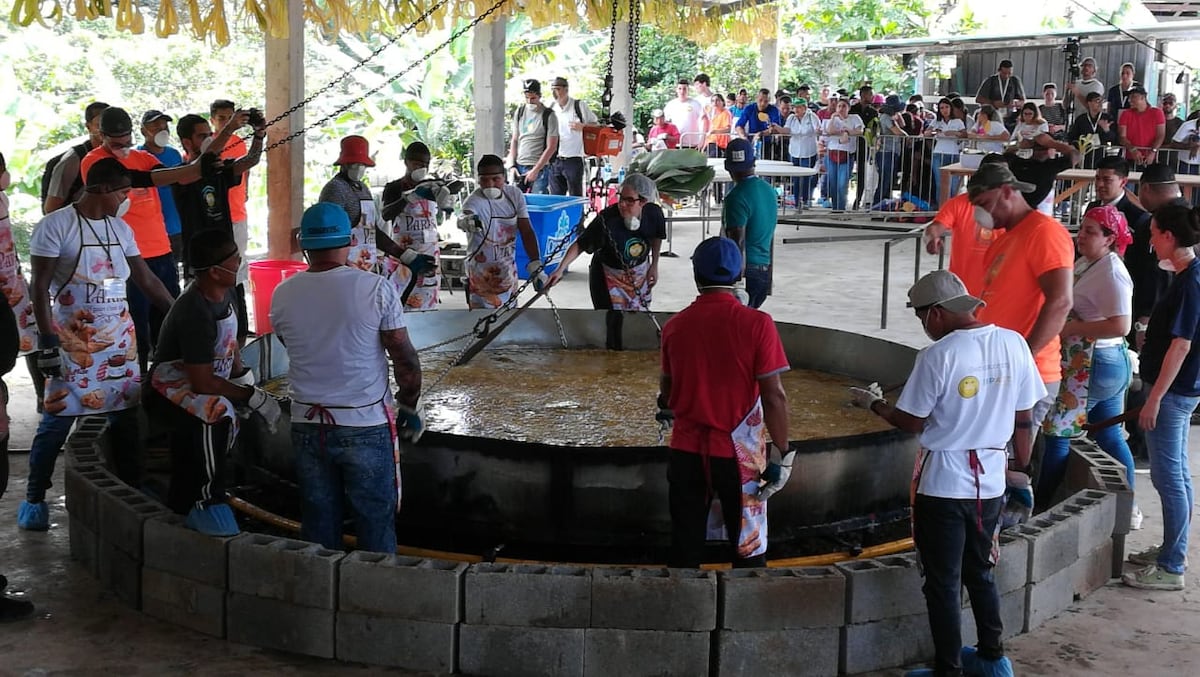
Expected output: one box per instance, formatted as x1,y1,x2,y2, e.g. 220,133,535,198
629,149,714,200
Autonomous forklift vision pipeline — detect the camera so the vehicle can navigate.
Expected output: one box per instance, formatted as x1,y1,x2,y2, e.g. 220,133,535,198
247,108,266,128
1062,37,1083,81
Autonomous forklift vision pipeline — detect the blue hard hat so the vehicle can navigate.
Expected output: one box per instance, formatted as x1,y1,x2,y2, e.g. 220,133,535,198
692,236,743,284
299,202,351,250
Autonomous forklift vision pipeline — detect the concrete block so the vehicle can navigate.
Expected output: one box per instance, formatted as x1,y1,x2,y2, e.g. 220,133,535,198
143,515,237,587
465,563,591,628
97,486,169,558
962,588,1028,644
837,554,924,623
227,592,335,658
229,533,344,609
591,567,715,631
1060,490,1116,556
1071,540,1114,597
64,466,119,531
98,540,141,609
1111,533,1127,579
68,517,100,578
1025,563,1076,631
994,532,1029,595
717,627,840,677
459,624,584,677
338,552,465,622
1016,512,1079,583
336,613,457,673
720,566,844,630
141,567,226,637
584,628,709,677
841,614,936,675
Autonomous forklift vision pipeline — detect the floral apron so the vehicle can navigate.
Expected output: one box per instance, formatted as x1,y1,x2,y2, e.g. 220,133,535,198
704,398,770,559
346,198,379,273
149,305,239,425
602,260,651,311
0,191,36,354
42,211,140,416
466,214,519,310
384,196,440,311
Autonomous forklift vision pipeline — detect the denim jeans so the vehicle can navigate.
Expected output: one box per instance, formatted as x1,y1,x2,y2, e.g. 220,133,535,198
127,253,181,371
26,408,141,502
873,151,901,207
824,155,852,210
549,157,585,197
791,155,817,207
1039,346,1135,507
744,264,771,309
914,494,1005,676
515,164,550,194
930,152,960,208
1145,389,1199,575
293,423,397,553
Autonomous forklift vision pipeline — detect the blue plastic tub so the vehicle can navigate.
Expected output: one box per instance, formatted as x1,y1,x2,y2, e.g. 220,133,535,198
515,194,589,278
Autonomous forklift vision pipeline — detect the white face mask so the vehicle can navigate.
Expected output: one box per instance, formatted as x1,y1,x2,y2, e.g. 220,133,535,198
526,103,540,113
0,170,9,192
973,205,995,231
347,164,367,182
410,167,428,182
625,216,640,231
921,307,937,341
115,197,131,218
1159,258,1177,272
199,136,214,154
113,146,132,159
482,186,503,200
152,130,171,148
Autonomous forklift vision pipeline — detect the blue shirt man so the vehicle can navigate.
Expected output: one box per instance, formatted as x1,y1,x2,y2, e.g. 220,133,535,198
138,109,184,256
735,89,782,137
722,138,778,309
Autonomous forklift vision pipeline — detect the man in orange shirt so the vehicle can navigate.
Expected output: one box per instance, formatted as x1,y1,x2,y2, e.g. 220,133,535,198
968,163,1074,436
81,107,208,370
923,155,1008,297
211,100,251,297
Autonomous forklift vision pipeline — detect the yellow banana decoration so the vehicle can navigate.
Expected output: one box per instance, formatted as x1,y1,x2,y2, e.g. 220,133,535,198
156,0,180,37
116,0,146,34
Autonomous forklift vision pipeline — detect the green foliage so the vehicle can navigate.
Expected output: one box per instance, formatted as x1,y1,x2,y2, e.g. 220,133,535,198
698,44,761,99
589,27,701,131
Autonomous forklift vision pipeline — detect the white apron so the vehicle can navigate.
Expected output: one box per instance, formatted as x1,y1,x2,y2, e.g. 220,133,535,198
383,196,440,311
0,190,36,354
346,198,379,273
466,219,519,310
150,302,240,425
705,397,770,559
42,212,140,416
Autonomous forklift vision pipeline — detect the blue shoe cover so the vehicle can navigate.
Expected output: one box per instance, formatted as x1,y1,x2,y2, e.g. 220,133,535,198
962,646,982,675
17,501,49,531
977,656,1014,677
186,504,240,537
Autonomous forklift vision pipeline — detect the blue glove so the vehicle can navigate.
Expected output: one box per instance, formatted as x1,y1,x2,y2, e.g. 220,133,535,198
396,399,425,443
408,183,438,202
400,249,437,276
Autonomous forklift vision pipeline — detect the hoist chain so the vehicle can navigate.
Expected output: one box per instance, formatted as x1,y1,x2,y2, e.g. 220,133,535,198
627,0,641,100
254,0,509,154
600,0,619,114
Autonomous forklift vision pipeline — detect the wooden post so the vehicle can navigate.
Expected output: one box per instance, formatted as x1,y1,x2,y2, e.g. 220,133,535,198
265,0,305,260
760,38,779,95
473,14,508,168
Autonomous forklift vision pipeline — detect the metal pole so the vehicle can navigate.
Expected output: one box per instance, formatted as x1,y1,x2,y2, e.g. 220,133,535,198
913,233,921,284
881,240,892,330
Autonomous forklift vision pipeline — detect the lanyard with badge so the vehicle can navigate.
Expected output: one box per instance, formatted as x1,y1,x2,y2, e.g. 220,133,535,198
74,207,125,300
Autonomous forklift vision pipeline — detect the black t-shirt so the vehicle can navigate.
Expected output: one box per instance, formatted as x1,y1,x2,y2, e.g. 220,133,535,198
173,165,241,270
1007,155,1071,208
0,290,17,376
153,284,235,365
577,203,667,269
1140,258,1200,395
1124,208,1172,319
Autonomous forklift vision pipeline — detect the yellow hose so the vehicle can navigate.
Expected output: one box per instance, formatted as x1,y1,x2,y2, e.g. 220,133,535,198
227,495,913,567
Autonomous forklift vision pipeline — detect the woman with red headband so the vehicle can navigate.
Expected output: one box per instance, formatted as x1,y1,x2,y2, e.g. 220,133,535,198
1038,205,1138,523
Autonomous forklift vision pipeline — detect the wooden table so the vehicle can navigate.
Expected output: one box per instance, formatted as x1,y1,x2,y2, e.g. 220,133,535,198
939,162,1200,206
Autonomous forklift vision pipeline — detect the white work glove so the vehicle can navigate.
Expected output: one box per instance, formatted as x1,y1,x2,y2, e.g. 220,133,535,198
396,396,426,443
228,368,255,387
399,248,437,276
435,185,455,214
758,442,797,501
849,382,885,410
36,335,64,378
527,260,549,293
733,279,750,306
458,211,483,234
245,388,282,434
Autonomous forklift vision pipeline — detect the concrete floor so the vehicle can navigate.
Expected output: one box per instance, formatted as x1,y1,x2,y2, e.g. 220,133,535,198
2,207,1198,675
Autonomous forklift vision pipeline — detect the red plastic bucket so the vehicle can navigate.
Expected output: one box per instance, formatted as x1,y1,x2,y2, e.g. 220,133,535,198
247,260,307,335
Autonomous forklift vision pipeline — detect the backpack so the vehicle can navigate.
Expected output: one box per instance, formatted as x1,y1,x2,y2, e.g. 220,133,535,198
40,141,91,206
518,99,584,161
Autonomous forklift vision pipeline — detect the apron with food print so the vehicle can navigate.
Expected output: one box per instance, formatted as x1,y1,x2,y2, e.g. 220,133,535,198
42,211,140,416
346,198,379,273
602,260,651,310
466,199,520,310
1044,258,1106,437
150,307,239,425
0,190,36,354
704,398,770,559
383,195,440,311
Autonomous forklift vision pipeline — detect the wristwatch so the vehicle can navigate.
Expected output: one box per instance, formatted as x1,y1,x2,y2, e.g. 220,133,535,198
1134,321,1149,333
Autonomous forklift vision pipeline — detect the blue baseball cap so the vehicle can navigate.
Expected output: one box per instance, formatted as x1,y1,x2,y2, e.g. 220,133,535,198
299,202,351,250
692,236,743,284
724,138,755,173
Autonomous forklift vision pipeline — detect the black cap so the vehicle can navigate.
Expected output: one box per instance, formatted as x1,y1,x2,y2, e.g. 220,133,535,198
99,107,133,136
1140,162,1176,185
798,84,811,91
523,79,541,95
141,109,172,126
552,76,569,88
84,157,131,191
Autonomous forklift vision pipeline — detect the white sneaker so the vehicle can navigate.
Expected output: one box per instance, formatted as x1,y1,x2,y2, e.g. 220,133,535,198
1130,505,1144,531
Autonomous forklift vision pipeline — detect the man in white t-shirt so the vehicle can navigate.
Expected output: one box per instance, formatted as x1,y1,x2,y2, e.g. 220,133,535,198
663,79,706,149
850,270,1045,677
548,77,597,197
1066,56,1105,117
1169,113,1200,204
269,202,423,554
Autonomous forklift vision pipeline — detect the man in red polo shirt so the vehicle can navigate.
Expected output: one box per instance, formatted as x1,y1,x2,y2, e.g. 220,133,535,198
658,236,794,568
80,107,207,369
1119,85,1166,170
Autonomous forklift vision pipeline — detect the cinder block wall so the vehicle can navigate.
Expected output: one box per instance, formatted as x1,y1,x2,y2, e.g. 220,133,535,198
63,419,1123,676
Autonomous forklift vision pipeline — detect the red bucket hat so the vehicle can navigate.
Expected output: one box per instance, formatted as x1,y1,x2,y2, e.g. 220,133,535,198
334,135,375,166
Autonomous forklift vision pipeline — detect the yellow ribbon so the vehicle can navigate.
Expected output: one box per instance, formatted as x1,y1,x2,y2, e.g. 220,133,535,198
10,0,62,28
155,0,179,37
115,0,146,33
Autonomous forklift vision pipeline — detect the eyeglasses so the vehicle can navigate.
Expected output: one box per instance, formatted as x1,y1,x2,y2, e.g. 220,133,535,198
618,195,645,205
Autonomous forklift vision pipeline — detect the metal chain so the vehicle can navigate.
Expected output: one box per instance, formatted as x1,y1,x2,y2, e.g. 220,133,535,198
257,0,509,155
600,211,663,336
627,0,641,99
600,0,619,114
544,294,569,348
